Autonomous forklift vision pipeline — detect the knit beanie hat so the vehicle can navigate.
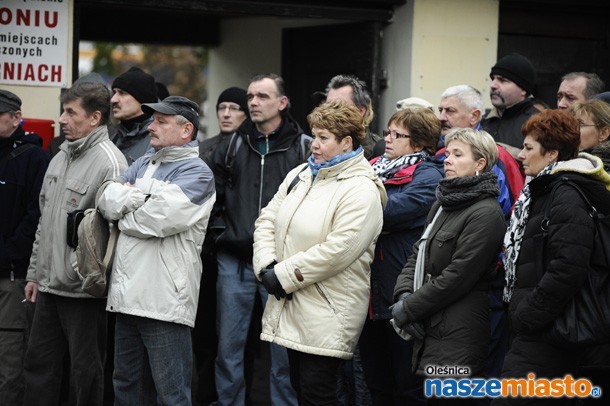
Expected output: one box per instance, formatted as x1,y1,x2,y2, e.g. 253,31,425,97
112,67,157,104
217,87,248,117
490,53,537,95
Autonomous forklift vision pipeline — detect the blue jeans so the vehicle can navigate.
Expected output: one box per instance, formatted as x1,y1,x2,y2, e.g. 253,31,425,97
215,251,296,405
113,314,192,406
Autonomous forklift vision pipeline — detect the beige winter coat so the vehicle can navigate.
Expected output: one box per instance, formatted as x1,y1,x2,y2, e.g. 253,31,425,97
253,151,387,359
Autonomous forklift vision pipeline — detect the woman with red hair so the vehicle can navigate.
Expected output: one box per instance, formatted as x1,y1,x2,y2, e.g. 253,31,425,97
499,109,610,404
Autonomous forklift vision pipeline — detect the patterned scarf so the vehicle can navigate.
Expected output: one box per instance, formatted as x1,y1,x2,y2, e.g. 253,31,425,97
503,163,557,302
371,151,429,183
308,146,363,178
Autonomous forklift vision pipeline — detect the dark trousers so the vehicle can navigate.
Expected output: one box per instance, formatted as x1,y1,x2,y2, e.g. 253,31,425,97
287,348,343,406
192,248,219,405
486,289,509,378
359,318,425,406
23,292,107,406
0,278,34,406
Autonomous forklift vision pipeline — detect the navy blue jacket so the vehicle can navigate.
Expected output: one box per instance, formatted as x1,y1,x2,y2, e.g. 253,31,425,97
369,158,444,319
0,127,50,278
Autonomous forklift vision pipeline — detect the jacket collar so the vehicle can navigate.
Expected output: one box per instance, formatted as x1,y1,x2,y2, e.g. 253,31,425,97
311,150,388,208
60,125,109,158
486,98,535,119
148,140,199,163
239,112,304,153
551,152,610,190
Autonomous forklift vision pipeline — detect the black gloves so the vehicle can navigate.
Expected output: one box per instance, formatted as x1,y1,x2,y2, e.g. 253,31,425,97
390,293,410,329
390,293,425,340
260,263,289,300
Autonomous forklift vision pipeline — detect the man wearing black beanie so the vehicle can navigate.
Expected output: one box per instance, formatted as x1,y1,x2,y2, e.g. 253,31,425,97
193,86,249,405
110,66,158,164
481,53,541,157
199,87,248,165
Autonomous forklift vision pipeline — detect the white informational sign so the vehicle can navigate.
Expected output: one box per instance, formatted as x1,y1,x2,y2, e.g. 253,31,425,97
0,0,69,87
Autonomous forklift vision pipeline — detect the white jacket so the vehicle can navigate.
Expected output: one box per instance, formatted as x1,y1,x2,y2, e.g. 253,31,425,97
253,152,387,359
98,141,215,327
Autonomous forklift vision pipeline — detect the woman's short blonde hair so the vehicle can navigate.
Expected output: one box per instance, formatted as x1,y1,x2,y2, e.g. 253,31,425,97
307,99,365,148
444,128,498,172
570,99,610,132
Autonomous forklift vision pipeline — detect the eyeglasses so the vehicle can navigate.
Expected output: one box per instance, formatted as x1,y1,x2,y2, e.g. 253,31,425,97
579,122,596,128
217,104,242,112
382,129,410,139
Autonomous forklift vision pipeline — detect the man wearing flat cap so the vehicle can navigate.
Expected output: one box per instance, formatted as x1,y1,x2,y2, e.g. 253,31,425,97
481,53,541,157
110,66,158,164
0,89,49,405
97,95,215,405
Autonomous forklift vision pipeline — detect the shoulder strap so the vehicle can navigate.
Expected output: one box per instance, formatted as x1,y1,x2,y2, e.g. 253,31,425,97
224,132,242,187
286,166,308,195
539,178,601,279
542,178,595,234
0,143,36,166
103,222,119,269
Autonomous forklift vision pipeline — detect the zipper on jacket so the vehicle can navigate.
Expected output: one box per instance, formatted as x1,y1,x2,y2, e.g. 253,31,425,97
258,137,270,214
315,283,337,314
258,154,265,214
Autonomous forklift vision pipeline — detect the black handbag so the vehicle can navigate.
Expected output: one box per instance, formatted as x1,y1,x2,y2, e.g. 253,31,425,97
67,209,86,249
540,177,610,346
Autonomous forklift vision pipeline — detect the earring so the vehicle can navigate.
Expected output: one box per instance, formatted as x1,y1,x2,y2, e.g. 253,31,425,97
475,170,480,176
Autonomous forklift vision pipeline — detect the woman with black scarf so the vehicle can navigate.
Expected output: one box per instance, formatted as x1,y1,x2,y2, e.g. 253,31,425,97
391,128,505,404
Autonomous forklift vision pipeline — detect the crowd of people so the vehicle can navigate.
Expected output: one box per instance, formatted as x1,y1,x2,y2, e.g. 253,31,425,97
1,51,610,406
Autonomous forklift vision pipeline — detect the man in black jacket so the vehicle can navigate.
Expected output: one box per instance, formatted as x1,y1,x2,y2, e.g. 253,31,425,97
482,53,540,158
194,86,248,405
0,90,50,405
109,66,158,164
210,74,308,406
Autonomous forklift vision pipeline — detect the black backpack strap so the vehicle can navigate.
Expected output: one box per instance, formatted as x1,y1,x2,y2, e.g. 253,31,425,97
539,177,597,280
286,166,308,195
0,143,35,166
223,132,242,188
542,178,595,235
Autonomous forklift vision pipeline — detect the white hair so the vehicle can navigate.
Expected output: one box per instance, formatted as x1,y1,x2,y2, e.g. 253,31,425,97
440,85,484,116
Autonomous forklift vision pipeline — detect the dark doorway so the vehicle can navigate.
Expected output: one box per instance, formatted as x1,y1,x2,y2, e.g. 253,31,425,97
282,22,384,134
498,0,610,108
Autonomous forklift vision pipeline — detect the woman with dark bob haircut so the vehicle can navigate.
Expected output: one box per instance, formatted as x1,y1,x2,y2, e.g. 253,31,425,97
499,109,610,405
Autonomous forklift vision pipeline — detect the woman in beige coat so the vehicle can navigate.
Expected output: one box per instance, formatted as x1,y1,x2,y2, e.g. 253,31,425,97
253,99,387,405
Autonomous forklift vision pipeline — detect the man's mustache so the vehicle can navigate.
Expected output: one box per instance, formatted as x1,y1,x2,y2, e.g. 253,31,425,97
490,91,505,103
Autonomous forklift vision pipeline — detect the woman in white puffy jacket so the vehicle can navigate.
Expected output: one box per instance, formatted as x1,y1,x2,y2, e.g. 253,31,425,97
253,99,387,405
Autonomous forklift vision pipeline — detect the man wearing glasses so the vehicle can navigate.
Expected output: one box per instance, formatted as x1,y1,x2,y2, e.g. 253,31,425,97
194,86,248,405
199,87,249,165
